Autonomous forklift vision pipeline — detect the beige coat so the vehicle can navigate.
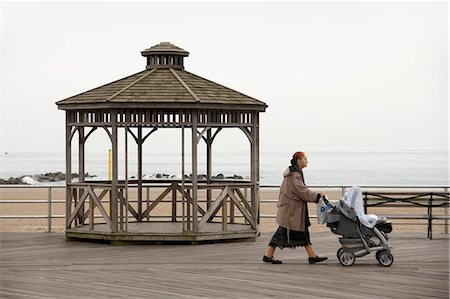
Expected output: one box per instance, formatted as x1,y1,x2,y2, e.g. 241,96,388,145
276,167,318,232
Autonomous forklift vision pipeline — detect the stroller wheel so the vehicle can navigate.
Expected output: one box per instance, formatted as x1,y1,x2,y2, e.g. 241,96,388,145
338,249,355,266
376,250,394,267
336,248,344,259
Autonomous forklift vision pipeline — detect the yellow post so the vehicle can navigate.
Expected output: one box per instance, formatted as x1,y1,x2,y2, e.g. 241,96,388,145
108,149,112,214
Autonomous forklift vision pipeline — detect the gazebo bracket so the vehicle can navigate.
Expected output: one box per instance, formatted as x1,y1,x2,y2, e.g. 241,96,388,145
239,127,253,143
69,127,78,143
82,127,97,143
142,127,158,142
102,126,113,142
127,127,158,144
211,127,222,141
196,127,222,145
196,127,211,144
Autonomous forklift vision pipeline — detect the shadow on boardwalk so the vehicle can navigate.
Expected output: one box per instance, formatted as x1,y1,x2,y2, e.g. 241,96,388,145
0,232,448,298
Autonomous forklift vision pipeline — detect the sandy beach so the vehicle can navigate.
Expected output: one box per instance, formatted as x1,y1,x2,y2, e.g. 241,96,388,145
0,186,448,235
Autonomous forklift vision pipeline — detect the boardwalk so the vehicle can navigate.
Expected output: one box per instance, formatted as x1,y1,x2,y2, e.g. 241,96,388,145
0,232,448,299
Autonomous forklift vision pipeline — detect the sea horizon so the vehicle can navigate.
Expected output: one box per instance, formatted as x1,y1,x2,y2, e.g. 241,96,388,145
0,147,448,186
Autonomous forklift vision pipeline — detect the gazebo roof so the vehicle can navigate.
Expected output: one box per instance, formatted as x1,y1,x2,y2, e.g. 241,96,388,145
141,41,189,57
56,42,267,111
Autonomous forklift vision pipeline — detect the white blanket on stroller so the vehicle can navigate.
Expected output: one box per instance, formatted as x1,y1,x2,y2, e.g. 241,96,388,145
342,186,379,228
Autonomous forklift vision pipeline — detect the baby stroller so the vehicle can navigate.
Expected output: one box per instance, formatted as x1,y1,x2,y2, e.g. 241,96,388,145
318,187,394,267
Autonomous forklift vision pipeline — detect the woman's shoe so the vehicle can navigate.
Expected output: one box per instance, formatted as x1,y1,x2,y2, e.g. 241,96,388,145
263,255,283,264
308,256,328,264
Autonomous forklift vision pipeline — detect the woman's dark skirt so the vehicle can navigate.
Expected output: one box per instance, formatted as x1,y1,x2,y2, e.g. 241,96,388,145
269,226,311,249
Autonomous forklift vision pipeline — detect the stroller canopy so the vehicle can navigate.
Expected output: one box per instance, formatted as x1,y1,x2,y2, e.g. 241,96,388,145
341,186,379,228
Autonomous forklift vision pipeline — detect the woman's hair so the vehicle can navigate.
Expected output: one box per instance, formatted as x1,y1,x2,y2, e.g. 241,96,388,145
290,151,305,166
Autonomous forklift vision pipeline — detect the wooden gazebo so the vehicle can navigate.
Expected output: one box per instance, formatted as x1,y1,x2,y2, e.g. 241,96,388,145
56,42,267,243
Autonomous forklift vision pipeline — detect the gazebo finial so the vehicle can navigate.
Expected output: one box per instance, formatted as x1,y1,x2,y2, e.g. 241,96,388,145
141,42,189,70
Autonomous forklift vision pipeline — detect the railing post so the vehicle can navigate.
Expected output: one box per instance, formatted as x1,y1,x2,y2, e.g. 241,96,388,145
172,182,177,222
428,193,433,239
230,196,235,224
47,187,52,233
146,186,150,222
445,187,448,234
222,195,228,232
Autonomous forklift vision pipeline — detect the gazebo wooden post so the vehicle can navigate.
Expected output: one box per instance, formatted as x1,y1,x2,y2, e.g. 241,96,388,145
192,111,199,232
206,128,212,209
111,111,119,233
65,112,72,229
255,113,261,226
181,125,186,231
137,126,143,220
78,126,85,224
250,112,258,223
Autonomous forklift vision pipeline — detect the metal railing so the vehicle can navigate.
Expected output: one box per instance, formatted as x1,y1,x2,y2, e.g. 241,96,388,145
1,184,448,235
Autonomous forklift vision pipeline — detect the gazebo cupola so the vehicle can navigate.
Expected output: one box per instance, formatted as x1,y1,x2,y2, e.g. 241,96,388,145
141,41,189,70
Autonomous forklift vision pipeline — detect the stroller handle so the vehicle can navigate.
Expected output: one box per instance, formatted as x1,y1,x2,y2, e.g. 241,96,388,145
321,195,330,205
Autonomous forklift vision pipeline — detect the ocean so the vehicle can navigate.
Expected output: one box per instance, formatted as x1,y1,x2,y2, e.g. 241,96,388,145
0,148,448,186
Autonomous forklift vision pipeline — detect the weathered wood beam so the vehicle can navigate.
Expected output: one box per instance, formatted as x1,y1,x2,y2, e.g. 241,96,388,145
118,192,139,220
137,126,142,221
81,189,109,222
65,113,72,229
192,112,199,232
102,126,112,142
234,188,252,213
83,127,97,142
198,187,228,229
67,190,90,226
175,185,206,216
88,187,112,228
111,112,118,232
141,185,174,219
228,189,256,229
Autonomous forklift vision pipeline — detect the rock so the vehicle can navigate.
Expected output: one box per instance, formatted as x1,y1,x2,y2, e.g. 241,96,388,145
224,175,243,179
35,172,66,182
0,172,99,185
71,172,97,179
0,177,28,185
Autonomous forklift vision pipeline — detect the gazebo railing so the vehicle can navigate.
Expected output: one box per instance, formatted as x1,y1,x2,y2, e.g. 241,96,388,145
66,180,257,233
1,185,448,238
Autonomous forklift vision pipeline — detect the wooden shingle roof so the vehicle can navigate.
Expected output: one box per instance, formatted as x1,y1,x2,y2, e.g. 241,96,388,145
141,42,189,57
57,63,267,111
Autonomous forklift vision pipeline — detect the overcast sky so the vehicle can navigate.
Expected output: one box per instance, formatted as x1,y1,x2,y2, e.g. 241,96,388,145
1,1,448,152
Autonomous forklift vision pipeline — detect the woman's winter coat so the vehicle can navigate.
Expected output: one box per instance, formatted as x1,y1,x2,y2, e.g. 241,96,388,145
275,167,318,232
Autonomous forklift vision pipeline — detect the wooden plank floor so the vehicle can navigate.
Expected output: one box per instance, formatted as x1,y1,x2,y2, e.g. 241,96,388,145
0,232,448,299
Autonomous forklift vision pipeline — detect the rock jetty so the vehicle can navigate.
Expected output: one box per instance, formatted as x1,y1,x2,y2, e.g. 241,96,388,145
0,172,97,185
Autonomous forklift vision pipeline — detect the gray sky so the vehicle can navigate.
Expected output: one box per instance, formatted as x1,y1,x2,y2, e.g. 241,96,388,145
1,1,448,152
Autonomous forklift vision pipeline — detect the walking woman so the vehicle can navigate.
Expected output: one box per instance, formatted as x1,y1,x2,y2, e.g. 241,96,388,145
263,151,328,264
